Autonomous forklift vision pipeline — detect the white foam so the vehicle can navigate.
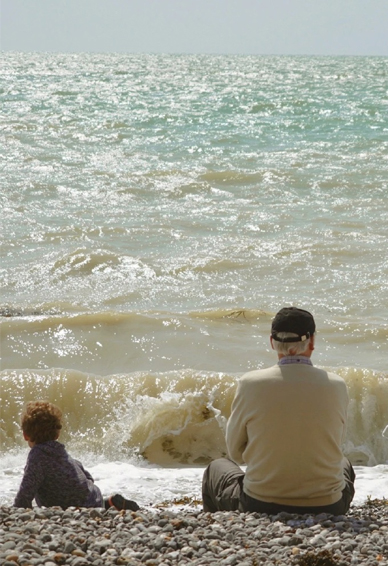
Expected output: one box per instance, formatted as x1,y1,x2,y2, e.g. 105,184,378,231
1,453,387,509
352,465,388,506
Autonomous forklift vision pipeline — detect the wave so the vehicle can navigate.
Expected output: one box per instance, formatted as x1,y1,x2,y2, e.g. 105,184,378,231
0,368,236,466
50,248,155,280
2,306,385,341
0,306,270,325
1,366,388,467
189,308,270,322
199,170,265,185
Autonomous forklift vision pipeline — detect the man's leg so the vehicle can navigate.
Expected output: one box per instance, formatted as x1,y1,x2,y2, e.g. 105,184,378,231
340,458,356,513
202,458,244,512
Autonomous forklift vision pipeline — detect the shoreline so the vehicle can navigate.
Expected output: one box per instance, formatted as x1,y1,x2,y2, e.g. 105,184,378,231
1,500,388,565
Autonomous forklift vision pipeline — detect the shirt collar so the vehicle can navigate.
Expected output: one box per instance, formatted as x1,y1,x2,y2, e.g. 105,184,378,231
278,355,313,366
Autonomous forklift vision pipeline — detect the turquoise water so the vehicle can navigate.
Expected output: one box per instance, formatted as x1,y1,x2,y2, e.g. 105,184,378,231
2,54,387,314
1,53,388,504
2,54,388,366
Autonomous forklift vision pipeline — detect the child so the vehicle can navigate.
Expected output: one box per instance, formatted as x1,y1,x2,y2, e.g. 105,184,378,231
14,400,140,511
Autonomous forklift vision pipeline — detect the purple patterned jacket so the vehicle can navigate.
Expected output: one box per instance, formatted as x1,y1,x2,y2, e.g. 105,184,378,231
14,441,103,509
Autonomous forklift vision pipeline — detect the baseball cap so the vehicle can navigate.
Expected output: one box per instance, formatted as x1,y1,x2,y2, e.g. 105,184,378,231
271,307,316,342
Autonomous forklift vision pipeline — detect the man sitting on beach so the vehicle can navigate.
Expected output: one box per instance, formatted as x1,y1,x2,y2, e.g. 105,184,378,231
202,307,355,515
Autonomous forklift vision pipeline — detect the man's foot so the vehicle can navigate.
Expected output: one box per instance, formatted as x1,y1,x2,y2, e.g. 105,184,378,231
108,494,140,511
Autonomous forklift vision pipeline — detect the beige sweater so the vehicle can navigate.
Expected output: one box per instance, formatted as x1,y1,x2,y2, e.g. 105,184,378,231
226,363,349,507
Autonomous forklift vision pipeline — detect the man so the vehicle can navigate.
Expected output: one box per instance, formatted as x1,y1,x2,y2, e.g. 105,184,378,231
202,307,355,515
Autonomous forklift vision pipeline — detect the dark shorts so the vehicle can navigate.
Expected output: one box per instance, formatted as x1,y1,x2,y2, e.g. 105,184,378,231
202,457,355,515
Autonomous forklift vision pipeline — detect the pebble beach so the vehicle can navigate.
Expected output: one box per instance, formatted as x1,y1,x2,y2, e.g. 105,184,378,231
1,500,388,566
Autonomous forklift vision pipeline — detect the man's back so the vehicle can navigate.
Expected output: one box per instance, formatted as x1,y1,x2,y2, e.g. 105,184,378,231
202,307,355,515
226,363,348,507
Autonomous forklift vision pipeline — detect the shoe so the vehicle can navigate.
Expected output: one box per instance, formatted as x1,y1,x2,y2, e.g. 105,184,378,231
108,494,140,511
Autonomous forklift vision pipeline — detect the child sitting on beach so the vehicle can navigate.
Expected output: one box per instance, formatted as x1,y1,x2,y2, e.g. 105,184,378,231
14,400,140,511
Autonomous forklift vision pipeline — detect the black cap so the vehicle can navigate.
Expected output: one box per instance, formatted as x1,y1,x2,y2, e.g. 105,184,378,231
271,307,315,343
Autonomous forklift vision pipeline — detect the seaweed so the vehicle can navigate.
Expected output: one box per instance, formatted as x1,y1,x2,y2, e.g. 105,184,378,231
364,495,388,508
295,549,339,566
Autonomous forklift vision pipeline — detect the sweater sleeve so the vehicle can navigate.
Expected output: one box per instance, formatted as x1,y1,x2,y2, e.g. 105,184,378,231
14,450,45,508
74,459,94,482
226,381,248,465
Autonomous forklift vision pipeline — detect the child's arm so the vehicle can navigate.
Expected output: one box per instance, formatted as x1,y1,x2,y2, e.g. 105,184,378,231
14,450,45,508
74,459,94,482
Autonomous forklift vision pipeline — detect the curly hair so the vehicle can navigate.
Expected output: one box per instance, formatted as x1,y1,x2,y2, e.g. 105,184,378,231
21,401,62,444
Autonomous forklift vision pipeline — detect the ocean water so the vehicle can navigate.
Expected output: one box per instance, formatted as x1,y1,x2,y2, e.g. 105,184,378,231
1,52,388,507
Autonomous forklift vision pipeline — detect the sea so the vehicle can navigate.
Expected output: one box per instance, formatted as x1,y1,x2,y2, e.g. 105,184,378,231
1,52,388,508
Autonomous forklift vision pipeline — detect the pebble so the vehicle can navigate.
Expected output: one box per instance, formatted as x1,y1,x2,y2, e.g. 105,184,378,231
1,501,388,565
